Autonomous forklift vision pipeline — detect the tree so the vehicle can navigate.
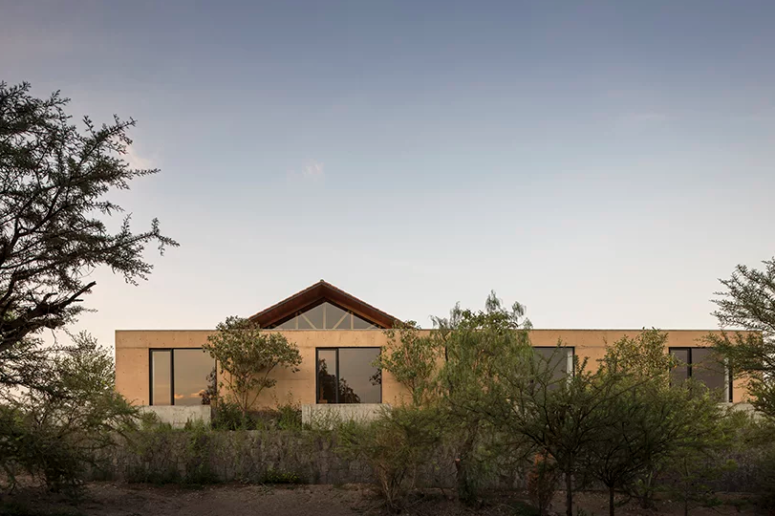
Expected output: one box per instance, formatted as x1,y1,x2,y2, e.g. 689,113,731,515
434,292,533,504
589,358,723,515
486,353,626,516
378,321,440,407
0,82,177,358
0,332,137,493
603,329,674,384
709,258,775,418
203,316,302,417
379,292,533,504
588,331,736,515
337,406,442,513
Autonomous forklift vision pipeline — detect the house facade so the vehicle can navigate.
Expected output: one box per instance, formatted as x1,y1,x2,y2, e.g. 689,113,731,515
114,281,748,419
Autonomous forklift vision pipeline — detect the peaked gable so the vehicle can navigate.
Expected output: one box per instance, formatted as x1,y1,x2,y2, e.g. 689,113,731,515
248,280,398,329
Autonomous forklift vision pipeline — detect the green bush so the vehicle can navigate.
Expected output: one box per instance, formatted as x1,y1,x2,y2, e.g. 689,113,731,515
0,334,138,496
210,400,302,431
261,469,301,484
337,406,442,512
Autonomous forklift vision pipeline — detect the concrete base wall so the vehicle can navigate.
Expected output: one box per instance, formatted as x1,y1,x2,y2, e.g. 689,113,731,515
140,405,211,428
302,403,389,427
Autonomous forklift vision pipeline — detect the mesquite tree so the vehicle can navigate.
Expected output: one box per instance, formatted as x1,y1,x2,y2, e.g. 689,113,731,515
204,316,302,416
0,82,177,359
709,258,775,418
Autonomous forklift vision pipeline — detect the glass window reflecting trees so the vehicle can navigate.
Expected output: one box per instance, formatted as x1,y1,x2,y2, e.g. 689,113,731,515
669,347,731,401
150,348,216,405
534,346,574,383
316,348,381,403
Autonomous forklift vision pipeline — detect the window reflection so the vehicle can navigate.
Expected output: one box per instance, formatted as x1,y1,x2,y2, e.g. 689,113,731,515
317,349,338,403
174,349,216,406
151,350,171,405
670,348,690,387
150,349,215,406
534,347,573,384
316,348,381,404
670,347,729,401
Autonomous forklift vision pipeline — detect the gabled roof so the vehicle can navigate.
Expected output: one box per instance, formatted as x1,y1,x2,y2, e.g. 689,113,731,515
248,280,399,329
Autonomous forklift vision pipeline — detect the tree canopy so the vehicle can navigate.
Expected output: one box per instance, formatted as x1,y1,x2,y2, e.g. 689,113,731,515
0,82,177,355
710,258,775,418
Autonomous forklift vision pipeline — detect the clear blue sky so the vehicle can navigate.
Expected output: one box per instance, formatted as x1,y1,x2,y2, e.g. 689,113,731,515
2,1,774,348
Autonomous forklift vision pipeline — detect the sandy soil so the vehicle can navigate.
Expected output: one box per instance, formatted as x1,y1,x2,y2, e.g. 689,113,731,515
0,483,762,516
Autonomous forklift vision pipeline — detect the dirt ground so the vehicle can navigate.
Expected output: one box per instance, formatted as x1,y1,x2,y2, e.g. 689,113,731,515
0,483,763,516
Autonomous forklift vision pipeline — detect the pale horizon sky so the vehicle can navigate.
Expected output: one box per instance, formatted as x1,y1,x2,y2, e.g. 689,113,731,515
2,1,774,349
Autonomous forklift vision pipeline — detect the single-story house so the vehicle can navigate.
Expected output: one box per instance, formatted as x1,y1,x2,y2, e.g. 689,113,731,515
114,280,747,424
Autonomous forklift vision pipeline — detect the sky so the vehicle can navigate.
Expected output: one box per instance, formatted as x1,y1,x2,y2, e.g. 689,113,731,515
1,1,774,350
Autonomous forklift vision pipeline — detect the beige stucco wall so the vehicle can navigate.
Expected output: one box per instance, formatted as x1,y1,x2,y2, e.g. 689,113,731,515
115,329,750,408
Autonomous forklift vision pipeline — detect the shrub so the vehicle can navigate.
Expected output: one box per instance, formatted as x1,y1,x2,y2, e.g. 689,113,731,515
527,452,559,516
261,469,301,484
276,401,302,431
337,407,442,512
0,334,137,495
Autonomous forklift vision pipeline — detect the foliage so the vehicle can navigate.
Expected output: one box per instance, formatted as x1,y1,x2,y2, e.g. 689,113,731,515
434,292,534,505
210,399,302,431
261,469,301,484
378,320,440,406
584,331,741,516
709,258,775,418
203,316,302,417
603,329,674,384
730,418,775,511
0,332,138,494
527,451,559,516
337,406,442,512
0,82,176,358
485,350,626,516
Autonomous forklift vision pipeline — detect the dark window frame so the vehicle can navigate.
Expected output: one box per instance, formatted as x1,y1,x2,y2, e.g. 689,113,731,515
315,347,382,404
669,347,732,402
149,347,216,406
533,346,576,376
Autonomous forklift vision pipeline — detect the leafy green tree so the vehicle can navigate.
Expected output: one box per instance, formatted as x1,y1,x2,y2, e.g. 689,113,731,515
204,316,302,417
378,321,440,406
709,258,775,418
588,330,737,514
604,328,674,384
337,406,442,513
663,407,739,516
434,292,533,504
0,332,137,493
486,352,625,516
587,374,724,514
379,292,533,504
0,82,176,360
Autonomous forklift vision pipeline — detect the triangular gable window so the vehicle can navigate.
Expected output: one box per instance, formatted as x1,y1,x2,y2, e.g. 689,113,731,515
273,301,380,330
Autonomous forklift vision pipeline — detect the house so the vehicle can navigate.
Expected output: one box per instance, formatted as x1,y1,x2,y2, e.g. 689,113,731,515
114,280,747,426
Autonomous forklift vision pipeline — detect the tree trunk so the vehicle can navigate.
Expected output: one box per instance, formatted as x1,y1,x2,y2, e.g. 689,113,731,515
565,468,573,516
455,425,479,505
609,485,615,516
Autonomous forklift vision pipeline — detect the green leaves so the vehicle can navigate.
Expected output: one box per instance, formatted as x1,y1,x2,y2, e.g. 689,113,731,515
0,332,138,494
203,316,301,416
711,258,775,419
0,81,177,356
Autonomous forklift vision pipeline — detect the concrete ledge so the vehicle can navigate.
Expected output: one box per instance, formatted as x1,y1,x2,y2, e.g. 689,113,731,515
302,403,389,427
140,405,211,428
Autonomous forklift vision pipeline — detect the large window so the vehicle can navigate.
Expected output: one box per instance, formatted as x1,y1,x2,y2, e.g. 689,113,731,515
150,348,216,406
669,347,731,402
274,302,380,330
316,348,381,404
534,346,574,382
